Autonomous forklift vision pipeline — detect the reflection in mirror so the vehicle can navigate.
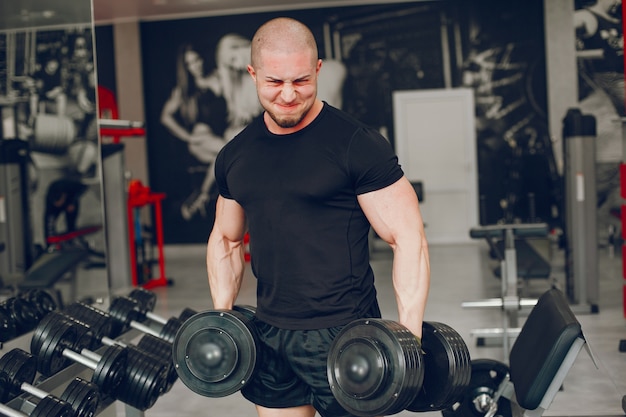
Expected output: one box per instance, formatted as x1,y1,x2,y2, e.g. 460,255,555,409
0,0,109,318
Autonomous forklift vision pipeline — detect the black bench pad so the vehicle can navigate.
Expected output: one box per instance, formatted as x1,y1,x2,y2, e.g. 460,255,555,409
19,249,88,289
509,289,582,410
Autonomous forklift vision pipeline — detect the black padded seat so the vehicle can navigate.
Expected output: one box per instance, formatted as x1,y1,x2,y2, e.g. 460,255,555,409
509,289,582,410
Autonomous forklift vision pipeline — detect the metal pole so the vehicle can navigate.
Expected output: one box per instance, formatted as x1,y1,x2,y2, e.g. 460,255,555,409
562,108,599,312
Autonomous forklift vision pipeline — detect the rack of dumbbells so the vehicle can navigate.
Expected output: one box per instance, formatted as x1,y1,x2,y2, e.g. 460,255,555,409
0,288,196,417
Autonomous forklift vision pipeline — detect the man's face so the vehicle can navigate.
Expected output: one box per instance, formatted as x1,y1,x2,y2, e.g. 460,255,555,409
248,49,321,133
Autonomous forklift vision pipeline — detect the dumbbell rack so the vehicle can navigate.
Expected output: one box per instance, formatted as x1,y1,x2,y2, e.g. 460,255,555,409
1,303,152,417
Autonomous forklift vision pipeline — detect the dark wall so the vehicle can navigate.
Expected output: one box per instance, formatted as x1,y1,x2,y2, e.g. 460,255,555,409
138,0,560,243
94,25,117,96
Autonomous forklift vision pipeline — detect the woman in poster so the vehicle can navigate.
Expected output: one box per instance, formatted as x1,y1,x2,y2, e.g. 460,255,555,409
161,36,261,220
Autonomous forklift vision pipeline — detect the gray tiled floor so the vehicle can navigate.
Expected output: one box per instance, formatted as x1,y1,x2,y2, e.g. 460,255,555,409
54,236,625,417
118,239,626,417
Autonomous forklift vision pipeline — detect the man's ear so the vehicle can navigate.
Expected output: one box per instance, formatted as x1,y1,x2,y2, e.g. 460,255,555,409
247,64,256,81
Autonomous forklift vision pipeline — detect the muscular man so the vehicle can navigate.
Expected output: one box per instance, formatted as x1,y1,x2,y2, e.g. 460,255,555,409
207,17,430,417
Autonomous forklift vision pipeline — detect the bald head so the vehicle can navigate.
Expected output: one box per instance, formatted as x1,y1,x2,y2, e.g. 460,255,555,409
250,17,318,69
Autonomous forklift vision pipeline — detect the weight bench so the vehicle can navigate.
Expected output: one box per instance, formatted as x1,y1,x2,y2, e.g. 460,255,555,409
18,248,89,307
492,239,551,280
477,288,595,417
463,223,551,354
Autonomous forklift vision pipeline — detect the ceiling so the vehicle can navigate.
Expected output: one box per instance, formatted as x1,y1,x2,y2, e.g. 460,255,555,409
0,0,422,31
92,0,417,23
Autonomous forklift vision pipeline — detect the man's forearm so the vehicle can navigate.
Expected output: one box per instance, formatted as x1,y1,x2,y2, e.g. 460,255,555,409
206,233,245,310
392,235,430,339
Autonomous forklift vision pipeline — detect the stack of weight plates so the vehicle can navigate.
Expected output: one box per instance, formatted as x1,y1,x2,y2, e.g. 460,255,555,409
407,321,472,412
327,318,425,416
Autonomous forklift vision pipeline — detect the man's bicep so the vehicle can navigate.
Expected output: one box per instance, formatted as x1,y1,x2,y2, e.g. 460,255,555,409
212,196,247,242
358,177,422,245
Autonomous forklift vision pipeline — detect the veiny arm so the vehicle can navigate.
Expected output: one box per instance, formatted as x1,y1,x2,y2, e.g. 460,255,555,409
357,176,430,339
206,195,247,309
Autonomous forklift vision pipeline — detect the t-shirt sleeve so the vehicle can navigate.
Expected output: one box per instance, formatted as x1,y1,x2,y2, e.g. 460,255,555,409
349,127,404,195
214,148,234,199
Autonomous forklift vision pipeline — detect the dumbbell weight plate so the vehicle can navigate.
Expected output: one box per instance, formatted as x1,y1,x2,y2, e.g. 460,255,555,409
0,308,17,342
128,288,157,312
134,334,178,392
91,345,127,397
159,317,183,343
135,358,168,409
173,310,259,397
327,319,425,417
3,298,38,333
441,359,512,417
233,305,256,321
118,349,168,410
137,334,172,359
407,322,472,412
0,348,37,402
60,377,101,417
30,395,75,417
38,320,78,376
63,302,117,340
178,308,198,322
21,289,57,320
109,297,144,324
32,312,66,356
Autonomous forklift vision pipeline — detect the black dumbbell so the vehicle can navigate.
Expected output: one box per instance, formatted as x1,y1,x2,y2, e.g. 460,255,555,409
0,309,17,343
0,348,100,417
31,314,168,410
127,288,157,312
108,297,184,343
19,290,57,321
136,334,174,359
45,310,178,395
172,307,260,398
0,298,38,335
178,307,198,322
31,317,126,396
62,302,119,339
0,396,73,417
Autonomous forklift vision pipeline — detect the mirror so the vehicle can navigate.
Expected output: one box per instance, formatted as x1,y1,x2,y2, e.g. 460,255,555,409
0,0,109,306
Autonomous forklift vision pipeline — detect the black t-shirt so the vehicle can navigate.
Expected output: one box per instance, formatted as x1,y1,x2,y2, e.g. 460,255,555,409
215,103,404,329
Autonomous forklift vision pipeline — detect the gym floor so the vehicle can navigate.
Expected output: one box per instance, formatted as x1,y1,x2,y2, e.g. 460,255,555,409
72,238,625,417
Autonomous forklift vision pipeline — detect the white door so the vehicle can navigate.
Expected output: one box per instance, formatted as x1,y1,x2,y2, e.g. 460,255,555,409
393,88,477,244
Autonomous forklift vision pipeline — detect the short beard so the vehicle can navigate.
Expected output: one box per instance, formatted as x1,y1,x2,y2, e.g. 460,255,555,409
267,107,310,129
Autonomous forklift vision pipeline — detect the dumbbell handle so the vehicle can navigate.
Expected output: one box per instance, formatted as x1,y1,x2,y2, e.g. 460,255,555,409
0,402,27,417
62,348,98,370
145,312,167,325
129,320,161,339
81,349,100,362
101,336,125,347
19,382,48,400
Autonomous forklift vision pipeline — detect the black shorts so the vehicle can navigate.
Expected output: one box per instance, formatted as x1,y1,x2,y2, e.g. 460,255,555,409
241,320,354,417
